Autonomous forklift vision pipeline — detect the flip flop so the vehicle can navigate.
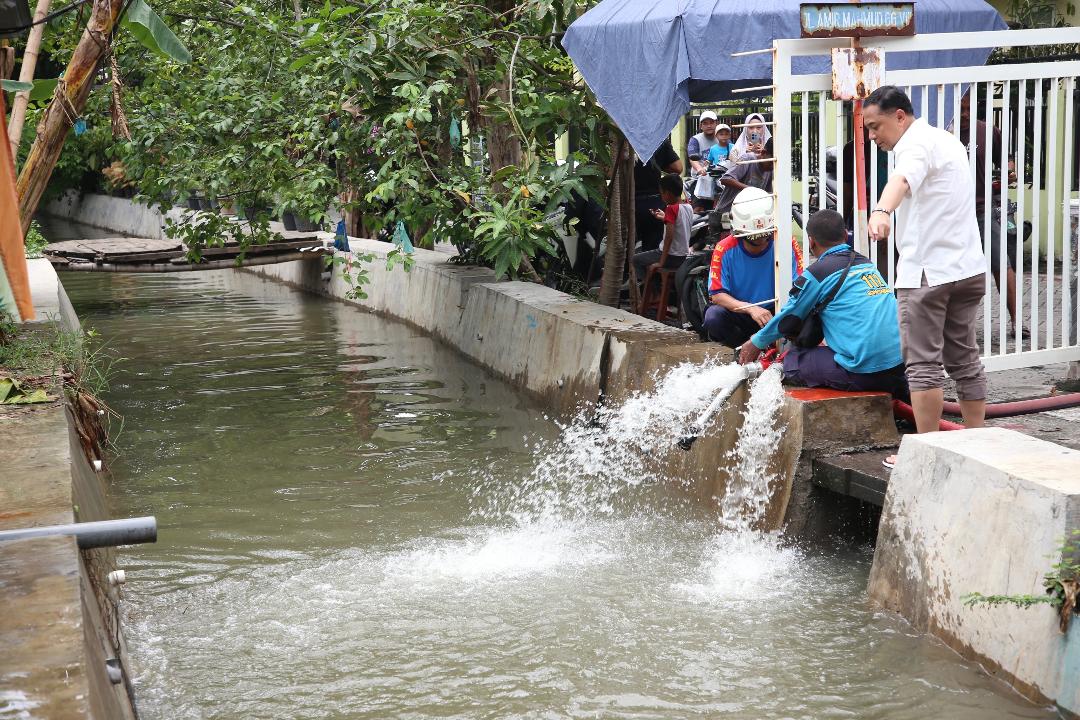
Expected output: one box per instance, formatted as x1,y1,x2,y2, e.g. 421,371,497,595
882,454,898,470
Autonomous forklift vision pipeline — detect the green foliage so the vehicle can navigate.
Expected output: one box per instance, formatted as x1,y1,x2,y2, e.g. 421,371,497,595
0,313,119,399
163,209,279,263
327,252,375,300
20,92,121,201
121,0,192,63
0,78,57,99
962,593,1055,609
24,221,48,258
963,530,1080,631
990,0,1078,62
26,0,610,284
1,80,33,92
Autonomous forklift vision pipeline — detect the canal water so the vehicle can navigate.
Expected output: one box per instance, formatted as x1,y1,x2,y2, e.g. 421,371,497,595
57,247,1053,718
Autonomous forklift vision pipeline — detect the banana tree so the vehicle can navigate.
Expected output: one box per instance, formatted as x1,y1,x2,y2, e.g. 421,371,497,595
14,0,189,234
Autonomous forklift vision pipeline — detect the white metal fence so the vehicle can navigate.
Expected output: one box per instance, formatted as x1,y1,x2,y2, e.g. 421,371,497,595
773,28,1080,371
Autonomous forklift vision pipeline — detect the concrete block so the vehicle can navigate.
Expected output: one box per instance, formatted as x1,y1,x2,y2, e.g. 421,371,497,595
868,428,1080,715
784,388,899,453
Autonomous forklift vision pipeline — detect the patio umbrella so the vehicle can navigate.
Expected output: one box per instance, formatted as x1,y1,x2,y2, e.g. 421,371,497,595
562,0,1007,160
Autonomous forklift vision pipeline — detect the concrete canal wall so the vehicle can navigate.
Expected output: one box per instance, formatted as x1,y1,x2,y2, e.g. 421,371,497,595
44,191,180,240
0,261,137,719
869,428,1080,718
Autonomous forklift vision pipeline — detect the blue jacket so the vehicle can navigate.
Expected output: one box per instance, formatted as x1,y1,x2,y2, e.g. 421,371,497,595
751,244,903,373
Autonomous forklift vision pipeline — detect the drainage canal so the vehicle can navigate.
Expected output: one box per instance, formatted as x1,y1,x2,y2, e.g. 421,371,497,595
59,257,1052,718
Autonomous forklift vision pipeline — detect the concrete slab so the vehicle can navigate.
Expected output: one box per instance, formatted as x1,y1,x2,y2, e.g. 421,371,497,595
812,451,891,506
868,428,1080,715
0,407,90,720
784,388,899,452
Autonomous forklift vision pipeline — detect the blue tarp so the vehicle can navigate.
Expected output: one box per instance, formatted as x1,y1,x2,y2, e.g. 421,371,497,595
562,0,1008,160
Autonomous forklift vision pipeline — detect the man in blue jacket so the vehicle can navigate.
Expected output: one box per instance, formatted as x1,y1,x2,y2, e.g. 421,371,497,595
738,210,908,398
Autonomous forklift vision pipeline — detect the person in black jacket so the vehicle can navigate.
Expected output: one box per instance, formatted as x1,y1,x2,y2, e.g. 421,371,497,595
634,139,683,252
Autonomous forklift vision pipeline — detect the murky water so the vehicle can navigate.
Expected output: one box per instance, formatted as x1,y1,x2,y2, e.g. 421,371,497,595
55,231,1052,719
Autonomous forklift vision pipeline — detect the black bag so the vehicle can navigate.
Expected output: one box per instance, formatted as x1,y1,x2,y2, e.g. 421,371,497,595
777,250,855,348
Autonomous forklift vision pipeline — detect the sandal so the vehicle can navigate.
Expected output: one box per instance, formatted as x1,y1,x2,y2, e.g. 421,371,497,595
882,454,898,470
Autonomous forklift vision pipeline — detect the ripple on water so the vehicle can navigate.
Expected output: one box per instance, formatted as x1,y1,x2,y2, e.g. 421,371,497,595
51,267,1052,720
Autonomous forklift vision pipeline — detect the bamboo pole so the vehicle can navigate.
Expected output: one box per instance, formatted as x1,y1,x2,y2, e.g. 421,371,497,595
16,0,126,236
7,0,53,162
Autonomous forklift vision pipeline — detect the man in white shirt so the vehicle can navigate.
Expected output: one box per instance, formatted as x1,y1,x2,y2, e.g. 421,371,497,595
865,86,987,450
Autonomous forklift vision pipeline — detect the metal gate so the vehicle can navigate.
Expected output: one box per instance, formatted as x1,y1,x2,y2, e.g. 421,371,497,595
772,28,1080,371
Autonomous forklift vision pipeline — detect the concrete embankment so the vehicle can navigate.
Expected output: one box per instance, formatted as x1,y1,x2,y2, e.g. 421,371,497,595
869,428,1080,718
0,261,137,719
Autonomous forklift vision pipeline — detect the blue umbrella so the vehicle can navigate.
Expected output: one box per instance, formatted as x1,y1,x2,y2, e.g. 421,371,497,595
562,0,1007,160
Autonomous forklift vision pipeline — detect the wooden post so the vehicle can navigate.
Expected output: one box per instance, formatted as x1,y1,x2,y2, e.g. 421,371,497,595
16,0,126,236
0,40,13,81
7,0,52,161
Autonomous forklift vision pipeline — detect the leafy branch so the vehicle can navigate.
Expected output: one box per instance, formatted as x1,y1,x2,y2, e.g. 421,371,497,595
963,529,1080,633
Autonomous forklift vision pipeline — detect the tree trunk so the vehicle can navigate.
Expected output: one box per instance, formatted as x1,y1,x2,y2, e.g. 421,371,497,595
7,0,52,161
599,134,632,307
16,0,125,236
484,74,522,174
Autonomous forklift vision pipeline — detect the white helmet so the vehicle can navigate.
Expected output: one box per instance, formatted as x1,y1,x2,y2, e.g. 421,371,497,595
729,187,776,238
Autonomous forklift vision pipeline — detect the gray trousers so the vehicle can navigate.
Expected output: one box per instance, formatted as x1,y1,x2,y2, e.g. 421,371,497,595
897,273,987,401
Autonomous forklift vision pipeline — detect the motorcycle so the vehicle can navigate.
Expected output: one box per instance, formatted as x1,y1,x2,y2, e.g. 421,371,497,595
545,191,607,285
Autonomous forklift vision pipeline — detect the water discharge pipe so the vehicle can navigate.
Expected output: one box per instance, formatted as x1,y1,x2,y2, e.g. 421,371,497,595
0,516,157,549
941,392,1080,419
677,362,765,450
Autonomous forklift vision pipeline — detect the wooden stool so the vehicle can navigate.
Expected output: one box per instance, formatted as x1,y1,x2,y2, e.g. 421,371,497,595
637,263,679,322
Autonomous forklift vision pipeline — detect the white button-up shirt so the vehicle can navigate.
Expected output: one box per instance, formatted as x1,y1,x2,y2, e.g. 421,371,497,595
891,117,986,288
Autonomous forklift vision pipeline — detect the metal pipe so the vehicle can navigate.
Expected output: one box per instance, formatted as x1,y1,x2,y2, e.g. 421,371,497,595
732,84,776,94
677,363,764,450
0,516,157,549
730,48,774,57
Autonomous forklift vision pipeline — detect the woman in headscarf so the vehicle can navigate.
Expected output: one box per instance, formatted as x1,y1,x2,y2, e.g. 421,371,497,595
730,112,772,163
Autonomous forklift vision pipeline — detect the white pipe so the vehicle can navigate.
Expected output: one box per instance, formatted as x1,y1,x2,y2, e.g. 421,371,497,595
677,363,764,450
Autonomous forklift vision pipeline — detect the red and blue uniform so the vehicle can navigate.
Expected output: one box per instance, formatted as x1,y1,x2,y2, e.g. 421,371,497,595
702,235,805,348
708,234,805,302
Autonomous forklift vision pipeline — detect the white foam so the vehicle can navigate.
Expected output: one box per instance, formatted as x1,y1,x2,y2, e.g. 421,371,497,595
385,521,614,583
473,360,751,524
677,530,803,603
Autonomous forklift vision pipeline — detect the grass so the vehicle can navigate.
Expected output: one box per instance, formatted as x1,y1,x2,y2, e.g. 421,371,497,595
24,221,48,259
0,312,119,399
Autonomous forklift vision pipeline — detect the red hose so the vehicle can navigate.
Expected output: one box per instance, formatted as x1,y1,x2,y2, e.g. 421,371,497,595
941,392,1080,419
892,399,965,431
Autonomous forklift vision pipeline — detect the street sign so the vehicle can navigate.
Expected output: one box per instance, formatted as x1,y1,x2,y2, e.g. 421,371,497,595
832,47,884,100
800,3,916,39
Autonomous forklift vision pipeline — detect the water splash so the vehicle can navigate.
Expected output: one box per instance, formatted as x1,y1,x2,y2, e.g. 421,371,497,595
472,360,789,533
720,365,786,532
471,361,749,523
456,360,791,589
